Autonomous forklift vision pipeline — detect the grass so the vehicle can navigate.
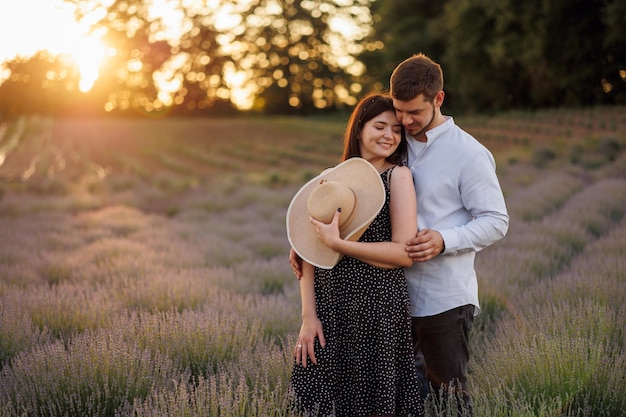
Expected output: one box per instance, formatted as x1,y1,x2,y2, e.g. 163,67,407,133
0,107,625,416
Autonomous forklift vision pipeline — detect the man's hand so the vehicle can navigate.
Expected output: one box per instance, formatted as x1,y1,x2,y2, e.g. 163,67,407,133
289,248,303,279
405,228,444,262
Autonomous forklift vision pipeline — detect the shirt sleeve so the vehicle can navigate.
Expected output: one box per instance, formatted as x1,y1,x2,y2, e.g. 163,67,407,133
439,149,509,255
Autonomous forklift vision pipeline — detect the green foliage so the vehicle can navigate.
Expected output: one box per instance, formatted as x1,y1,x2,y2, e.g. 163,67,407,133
360,0,448,88
368,0,625,113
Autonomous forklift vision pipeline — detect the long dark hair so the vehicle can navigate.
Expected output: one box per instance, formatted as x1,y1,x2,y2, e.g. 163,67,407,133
340,93,406,165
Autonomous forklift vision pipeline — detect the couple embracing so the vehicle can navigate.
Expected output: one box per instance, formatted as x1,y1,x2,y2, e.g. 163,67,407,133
286,53,509,417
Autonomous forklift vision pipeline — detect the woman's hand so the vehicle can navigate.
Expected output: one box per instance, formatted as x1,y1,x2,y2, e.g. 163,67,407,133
310,209,342,251
294,315,326,367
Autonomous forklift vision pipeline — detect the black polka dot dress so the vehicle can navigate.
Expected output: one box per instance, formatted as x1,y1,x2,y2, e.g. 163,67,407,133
290,167,423,417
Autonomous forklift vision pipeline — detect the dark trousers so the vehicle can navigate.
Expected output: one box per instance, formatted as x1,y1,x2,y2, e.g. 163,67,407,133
411,305,475,416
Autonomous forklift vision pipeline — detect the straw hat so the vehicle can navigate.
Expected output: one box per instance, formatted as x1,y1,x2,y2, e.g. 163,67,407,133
286,157,385,269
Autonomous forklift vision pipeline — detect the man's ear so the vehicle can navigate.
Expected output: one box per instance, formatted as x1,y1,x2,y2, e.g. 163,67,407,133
434,90,445,108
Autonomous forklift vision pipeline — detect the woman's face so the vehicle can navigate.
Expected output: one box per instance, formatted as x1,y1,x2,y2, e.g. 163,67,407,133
358,110,402,162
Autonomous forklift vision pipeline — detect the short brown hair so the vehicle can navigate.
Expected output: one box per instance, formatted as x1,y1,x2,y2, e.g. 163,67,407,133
390,53,443,103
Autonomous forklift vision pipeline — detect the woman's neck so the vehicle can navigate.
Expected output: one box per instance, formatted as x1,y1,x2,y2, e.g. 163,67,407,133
367,157,392,173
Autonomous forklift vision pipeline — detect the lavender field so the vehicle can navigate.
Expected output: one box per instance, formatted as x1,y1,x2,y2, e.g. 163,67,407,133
1,108,625,416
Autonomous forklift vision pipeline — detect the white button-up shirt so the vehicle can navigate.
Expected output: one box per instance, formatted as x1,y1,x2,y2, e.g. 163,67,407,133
404,116,509,317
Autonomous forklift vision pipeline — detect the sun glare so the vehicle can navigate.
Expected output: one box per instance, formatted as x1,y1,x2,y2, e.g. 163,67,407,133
68,33,110,92
147,0,186,45
0,0,108,91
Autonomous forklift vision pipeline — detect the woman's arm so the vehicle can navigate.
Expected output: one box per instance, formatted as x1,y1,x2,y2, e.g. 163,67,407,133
294,261,326,367
311,166,417,269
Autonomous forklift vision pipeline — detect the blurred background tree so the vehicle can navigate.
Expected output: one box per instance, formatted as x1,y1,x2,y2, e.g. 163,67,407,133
358,0,447,94
228,0,371,114
364,0,625,113
0,0,623,117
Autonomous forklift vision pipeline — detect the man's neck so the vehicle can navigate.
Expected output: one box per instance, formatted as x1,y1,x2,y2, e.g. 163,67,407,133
413,112,446,142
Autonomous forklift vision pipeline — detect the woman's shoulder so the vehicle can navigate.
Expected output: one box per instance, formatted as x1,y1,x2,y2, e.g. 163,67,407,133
390,164,412,179
381,163,409,174
384,165,413,189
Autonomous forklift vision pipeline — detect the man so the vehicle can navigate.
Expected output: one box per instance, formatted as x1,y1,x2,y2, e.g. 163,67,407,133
390,53,509,414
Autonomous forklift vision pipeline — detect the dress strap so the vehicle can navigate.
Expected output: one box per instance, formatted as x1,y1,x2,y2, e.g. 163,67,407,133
384,165,397,190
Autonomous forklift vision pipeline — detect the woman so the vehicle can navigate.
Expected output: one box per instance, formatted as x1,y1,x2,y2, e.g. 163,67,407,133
287,93,423,417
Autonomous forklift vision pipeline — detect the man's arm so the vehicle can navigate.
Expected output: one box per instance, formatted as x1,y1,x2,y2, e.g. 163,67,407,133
439,150,509,255
405,150,508,262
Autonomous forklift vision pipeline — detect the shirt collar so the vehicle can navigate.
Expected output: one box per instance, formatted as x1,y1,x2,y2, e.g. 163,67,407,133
405,115,454,144
406,133,425,163
404,116,454,164
424,115,454,144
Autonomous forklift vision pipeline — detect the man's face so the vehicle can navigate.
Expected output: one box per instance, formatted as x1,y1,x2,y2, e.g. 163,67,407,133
392,94,436,140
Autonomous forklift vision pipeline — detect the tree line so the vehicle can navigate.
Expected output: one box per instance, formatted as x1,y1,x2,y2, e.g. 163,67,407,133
0,0,624,118
363,0,625,113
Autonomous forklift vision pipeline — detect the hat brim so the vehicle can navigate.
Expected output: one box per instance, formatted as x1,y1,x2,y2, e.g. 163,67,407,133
286,158,385,269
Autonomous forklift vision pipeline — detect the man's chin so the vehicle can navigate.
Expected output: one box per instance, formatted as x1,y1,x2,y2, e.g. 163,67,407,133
407,128,423,137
